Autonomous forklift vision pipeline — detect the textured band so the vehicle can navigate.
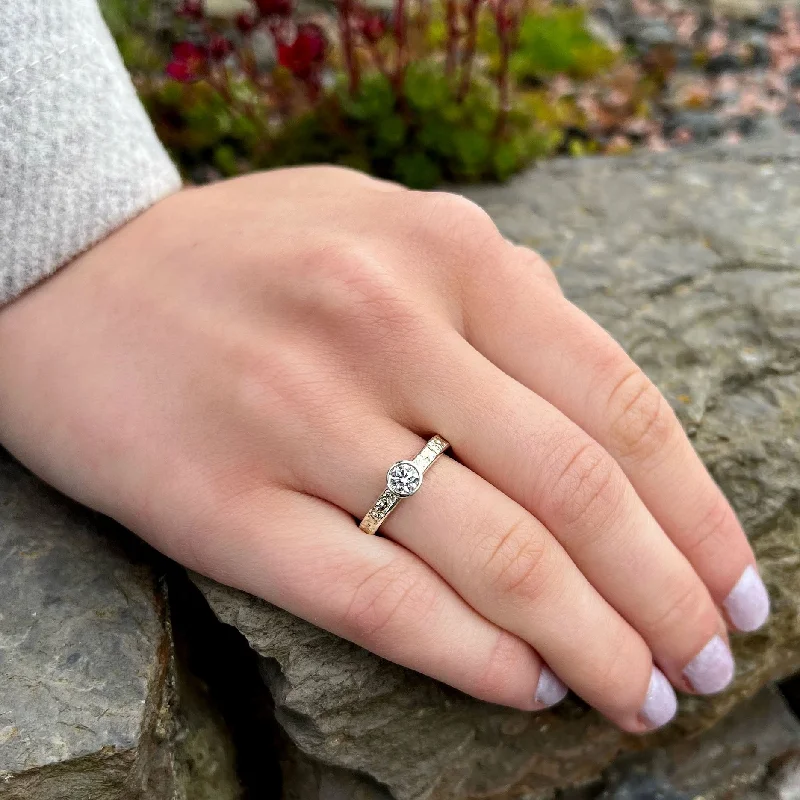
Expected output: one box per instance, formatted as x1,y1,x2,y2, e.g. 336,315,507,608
359,435,450,534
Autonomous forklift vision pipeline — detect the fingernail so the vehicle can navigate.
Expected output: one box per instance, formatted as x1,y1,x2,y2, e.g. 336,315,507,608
639,666,677,730
535,666,569,708
683,635,735,694
723,565,770,632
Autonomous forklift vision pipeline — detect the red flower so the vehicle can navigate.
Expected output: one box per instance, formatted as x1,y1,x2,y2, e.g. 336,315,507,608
254,0,293,16
208,34,233,61
165,41,207,82
235,12,257,33
177,0,204,19
358,11,387,42
277,23,326,79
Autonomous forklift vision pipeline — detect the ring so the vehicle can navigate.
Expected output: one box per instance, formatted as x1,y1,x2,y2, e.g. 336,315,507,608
359,435,450,535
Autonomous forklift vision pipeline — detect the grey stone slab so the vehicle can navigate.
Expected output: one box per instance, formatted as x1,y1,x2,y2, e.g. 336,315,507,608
575,686,800,800
192,132,800,800
0,449,175,799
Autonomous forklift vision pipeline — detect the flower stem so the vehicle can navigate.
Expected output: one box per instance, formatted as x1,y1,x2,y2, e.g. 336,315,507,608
495,0,513,137
457,0,480,100
393,0,408,93
338,0,361,94
445,0,458,79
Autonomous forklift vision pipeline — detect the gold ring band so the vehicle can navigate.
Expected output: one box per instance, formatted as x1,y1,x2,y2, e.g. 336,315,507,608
359,435,450,535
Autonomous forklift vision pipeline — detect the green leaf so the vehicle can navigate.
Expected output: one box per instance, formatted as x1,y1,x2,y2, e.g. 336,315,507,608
376,115,407,148
342,74,395,121
404,64,451,111
393,152,442,189
492,141,519,180
452,128,491,170
509,8,616,81
213,144,240,176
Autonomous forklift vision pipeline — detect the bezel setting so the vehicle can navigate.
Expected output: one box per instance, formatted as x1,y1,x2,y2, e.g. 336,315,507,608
386,460,422,497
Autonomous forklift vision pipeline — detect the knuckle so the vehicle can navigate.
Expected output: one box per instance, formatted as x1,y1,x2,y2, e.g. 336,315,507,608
314,243,388,301
470,629,532,703
589,629,648,712
479,516,551,602
414,191,504,252
546,440,625,531
511,244,562,293
606,370,676,463
341,559,440,643
310,242,421,335
684,492,739,559
640,579,710,640
418,190,494,225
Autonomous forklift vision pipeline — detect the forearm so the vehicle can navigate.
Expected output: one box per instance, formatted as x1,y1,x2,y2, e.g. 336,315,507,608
0,0,181,305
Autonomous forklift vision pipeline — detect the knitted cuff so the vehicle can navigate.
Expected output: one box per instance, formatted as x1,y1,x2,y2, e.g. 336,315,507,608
0,0,182,305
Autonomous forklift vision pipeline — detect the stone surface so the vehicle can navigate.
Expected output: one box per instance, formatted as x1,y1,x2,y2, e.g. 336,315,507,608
737,751,800,800
276,686,800,800
0,448,245,800
564,686,800,800
0,449,175,799
193,132,800,800
710,0,800,19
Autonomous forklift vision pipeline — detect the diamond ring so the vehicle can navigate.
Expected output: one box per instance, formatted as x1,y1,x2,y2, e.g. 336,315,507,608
359,435,450,535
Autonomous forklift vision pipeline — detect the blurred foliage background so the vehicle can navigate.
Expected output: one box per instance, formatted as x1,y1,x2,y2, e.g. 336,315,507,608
101,0,665,187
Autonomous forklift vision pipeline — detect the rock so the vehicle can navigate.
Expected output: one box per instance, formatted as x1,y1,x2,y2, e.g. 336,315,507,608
787,65,800,90
0,449,175,799
753,6,782,32
168,570,280,800
731,114,759,136
736,752,800,800
711,0,800,20
668,109,726,141
586,11,624,52
192,132,800,800
781,671,800,714
560,686,800,800
0,450,243,800
744,32,772,68
706,52,745,75
781,103,800,132
599,775,690,800
622,18,678,49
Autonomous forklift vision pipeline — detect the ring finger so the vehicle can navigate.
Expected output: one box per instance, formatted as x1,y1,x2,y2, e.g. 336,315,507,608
401,329,733,697
295,413,677,732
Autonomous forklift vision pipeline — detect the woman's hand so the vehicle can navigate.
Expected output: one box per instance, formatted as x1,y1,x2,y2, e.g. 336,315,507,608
0,166,769,732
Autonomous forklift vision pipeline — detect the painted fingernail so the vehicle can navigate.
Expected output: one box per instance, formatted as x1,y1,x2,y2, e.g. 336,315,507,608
683,635,735,694
535,666,569,708
639,666,677,730
723,565,770,632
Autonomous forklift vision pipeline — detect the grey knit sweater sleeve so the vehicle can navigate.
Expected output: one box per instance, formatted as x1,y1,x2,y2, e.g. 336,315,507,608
0,1,181,305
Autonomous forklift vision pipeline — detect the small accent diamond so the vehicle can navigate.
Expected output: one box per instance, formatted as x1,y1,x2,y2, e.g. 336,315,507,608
373,493,395,514
386,461,422,496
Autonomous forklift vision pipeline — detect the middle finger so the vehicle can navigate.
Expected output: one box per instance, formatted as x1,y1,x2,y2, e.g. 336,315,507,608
400,328,734,697
294,412,674,732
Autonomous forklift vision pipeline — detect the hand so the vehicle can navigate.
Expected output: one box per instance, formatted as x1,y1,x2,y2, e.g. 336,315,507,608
0,167,769,732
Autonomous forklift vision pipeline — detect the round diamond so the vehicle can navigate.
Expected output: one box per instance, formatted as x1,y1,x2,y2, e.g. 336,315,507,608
386,461,422,496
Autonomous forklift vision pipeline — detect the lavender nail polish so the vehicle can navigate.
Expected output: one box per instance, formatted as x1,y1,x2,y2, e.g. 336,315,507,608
639,667,678,730
724,565,770,632
683,635,735,695
535,666,569,708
